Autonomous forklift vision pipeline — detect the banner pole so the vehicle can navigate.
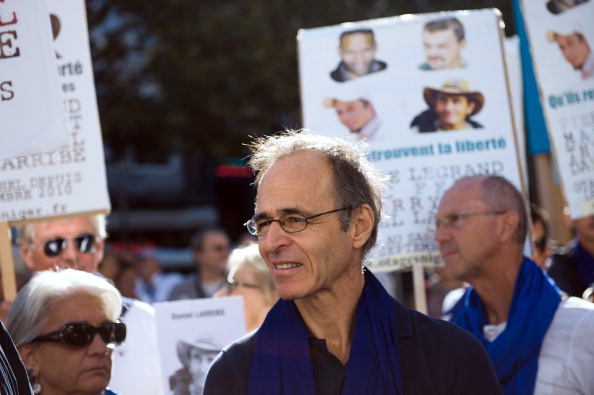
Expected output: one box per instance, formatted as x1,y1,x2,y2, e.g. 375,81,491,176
0,222,17,302
412,265,427,315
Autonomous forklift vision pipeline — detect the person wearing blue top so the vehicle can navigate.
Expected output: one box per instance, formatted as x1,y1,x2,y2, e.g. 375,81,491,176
436,175,594,394
204,129,501,395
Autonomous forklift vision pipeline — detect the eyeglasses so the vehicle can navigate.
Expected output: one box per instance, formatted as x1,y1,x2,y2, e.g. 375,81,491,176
433,211,507,231
32,321,126,348
245,207,349,236
226,279,262,293
42,233,97,258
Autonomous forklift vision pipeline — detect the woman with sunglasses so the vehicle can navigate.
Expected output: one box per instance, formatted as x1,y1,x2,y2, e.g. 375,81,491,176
6,269,126,395
214,243,278,332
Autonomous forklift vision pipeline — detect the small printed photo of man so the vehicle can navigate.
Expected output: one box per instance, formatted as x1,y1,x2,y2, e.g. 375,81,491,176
419,17,467,71
546,21,593,79
169,338,222,395
546,0,590,15
410,79,484,133
323,87,381,141
329,28,387,82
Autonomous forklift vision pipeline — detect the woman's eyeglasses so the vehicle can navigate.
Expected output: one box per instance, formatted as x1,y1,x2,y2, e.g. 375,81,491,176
32,321,126,348
226,280,262,294
42,233,97,258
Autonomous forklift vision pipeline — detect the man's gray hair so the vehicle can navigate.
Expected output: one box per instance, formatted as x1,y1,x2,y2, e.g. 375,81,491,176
17,213,107,246
247,129,388,259
6,269,122,347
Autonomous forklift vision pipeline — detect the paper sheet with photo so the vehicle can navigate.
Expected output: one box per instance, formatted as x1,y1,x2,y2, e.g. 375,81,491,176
0,0,69,159
0,0,110,222
154,297,246,395
521,0,594,218
298,9,524,272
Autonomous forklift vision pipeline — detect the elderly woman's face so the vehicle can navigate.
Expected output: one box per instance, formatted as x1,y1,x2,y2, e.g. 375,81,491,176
26,292,113,394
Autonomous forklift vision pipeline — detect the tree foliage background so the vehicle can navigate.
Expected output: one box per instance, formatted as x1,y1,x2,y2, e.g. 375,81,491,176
86,0,514,165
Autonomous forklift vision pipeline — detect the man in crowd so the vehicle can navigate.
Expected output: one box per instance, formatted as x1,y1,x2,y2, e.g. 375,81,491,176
547,22,594,79
168,227,231,300
411,79,484,133
205,130,500,394
419,17,467,70
548,210,594,297
323,88,381,141
17,214,164,395
435,175,594,394
329,28,387,82
135,253,184,303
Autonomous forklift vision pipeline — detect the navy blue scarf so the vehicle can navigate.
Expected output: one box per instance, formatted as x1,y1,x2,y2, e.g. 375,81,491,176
247,269,402,395
572,238,594,287
450,258,560,395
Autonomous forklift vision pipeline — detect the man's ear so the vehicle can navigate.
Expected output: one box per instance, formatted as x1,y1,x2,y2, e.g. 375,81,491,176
18,343,40,375
350,204,374,249
499,210,520,242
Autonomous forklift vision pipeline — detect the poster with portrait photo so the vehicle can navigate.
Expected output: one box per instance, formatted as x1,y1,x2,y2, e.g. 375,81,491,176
154,297,246,395
520,0,594,219
297,9,524,272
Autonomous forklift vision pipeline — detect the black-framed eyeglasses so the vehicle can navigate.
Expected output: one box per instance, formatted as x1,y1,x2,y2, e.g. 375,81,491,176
244,207,349,236
433,211,507,231
226,279,262,293
42,233,97,258
32,321,126,348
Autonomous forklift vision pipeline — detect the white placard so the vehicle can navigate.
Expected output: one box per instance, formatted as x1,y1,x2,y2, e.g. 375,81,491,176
298,9,524,272
154,297,246,395
0,0,69,159
520,0,594,219
0,0,110,222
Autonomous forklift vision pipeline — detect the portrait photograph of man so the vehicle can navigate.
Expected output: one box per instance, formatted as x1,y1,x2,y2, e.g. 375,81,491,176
546,0,590,15
169,338,222,395
546,22,593,79
329,28,387,82
418,17,467,71
410,79,485,133
323,88,381,141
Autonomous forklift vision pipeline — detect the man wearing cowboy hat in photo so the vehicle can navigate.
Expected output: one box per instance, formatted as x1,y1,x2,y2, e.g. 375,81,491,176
547,21,593,80
170,338,222,395
410,79,485,133
323,87,382,142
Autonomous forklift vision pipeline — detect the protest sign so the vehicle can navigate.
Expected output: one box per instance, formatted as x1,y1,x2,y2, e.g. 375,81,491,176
0,0,110,223
0,0,69,159
520,0,594,219
154,297,246,395
298,9,524,273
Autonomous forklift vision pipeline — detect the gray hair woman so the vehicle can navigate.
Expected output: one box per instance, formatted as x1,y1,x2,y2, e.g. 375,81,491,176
214,243,278,332
7,269,125,395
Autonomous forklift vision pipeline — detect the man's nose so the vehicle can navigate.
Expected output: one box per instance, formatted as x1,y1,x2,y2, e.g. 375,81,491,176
261,221,290,252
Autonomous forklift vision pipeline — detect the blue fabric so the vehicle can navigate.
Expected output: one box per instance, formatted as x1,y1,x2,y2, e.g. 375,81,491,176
247,269,402,395
451,258,560,395
572,238,594,287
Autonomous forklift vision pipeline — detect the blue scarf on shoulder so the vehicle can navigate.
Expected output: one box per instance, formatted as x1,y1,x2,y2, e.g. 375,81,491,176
572,238,594,287
450,258,560,395
247,269,402,395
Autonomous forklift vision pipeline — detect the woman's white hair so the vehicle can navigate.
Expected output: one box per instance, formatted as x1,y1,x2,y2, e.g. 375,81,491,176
6,269,122,347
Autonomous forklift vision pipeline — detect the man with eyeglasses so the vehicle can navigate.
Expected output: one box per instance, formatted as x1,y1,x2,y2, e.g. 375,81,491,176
435,175,594,394
168,227,231,301
16,214,164,395
204,130,500,395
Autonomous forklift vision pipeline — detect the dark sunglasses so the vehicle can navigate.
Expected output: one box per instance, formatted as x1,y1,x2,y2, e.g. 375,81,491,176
43,233,97,258
32,321,126,348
